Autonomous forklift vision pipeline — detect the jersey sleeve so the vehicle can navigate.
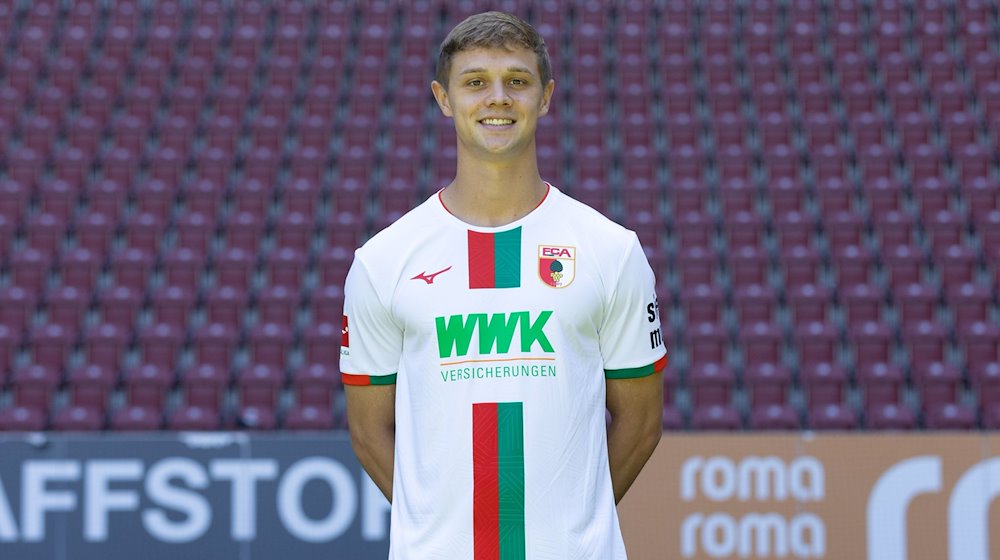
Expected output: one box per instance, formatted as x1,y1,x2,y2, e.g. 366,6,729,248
599,235,667,379
339,252,402,386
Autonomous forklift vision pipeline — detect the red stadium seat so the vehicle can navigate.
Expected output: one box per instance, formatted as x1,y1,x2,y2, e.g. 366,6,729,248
310,286,345,326
256,285,300,327
316,245,353,289
936,245,978,291
801,362,849,407
248,323,293,368
204,286,249,329
739,322,783,367
265,248,308,290
732,285,778,325
745,362,791,409
795,322,839,368
902,320,949,367
866,403,918,430
112,364,172,430
137,323,183,369
45,286,88,330
958,321,1000,371
235,364,284,430
302,322,342,367
829,244,875,288
787,285,833,326
948,283,991,330
691,403,742,430
686,323,730,367
808,403,858,430
5,364,60,426
972,362,1000,428
883,245,926,291
924,403,977,430
675,245,717,289
149,285,196,330
849,321,894,367
749,404,800,430
681,285,725,326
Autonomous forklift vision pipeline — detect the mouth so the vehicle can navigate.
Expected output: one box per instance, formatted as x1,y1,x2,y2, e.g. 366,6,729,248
479,117,516,128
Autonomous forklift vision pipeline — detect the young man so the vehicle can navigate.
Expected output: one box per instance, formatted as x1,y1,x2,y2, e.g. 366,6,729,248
341,11,665,559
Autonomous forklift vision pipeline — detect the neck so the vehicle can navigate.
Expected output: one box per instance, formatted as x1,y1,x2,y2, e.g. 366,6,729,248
440,152,547,227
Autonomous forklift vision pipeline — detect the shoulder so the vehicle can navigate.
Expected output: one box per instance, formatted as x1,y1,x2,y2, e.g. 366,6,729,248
550,186,640,249
354,194,443,261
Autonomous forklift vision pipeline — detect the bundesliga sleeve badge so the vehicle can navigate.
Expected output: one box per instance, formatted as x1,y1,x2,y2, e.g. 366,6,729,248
538,245,576,288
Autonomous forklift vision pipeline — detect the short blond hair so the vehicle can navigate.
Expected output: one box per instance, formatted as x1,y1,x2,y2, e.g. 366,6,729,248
436,11,552,88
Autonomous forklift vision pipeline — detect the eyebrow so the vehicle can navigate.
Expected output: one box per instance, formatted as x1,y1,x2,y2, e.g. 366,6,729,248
457,66,535,76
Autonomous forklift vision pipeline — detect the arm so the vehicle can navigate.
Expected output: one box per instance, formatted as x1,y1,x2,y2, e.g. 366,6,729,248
606,370,663,504
345,384,396,501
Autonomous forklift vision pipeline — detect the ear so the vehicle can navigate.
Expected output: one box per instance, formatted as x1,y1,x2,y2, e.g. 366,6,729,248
431,81,453,117
539,79,555,117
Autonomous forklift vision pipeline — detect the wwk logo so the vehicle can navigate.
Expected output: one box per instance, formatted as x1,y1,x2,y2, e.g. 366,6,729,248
435,311,555,359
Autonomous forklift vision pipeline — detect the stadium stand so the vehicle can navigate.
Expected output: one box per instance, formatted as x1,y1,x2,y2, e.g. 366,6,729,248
0,0,998,431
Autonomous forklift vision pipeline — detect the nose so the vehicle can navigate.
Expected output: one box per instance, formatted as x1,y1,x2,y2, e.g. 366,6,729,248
486,82,512,106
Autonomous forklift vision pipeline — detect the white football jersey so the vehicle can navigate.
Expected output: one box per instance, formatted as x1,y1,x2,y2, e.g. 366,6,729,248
340,185,666,560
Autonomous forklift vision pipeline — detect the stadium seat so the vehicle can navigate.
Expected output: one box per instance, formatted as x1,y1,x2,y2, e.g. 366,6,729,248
83,323,128,370
150,286,196,330
265,248,308,290
948,283,991,330
958,321,1000,371
972,362,1000,428
787,284,833,326
894,283,939,325
111,364,172,431
864,400,917,430
680,285,725,326
808,403,858,430
234,364,284,430
675,245,718,289
204,286,249,329
691,403,742,430
248,323,292,368
137,323,183,369
850,320,897,367
52,364,117,431
795,322,839,368
749,404,800,430
310,286,345,326
924,403,977,430
903,320,950,369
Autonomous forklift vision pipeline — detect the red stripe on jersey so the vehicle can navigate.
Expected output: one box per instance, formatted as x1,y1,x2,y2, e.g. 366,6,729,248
468,230,496,289
473,402,500,560
653,354,668,372
341,373,371,386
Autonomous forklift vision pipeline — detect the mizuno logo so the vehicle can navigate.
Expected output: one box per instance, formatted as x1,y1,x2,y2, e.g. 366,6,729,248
411,266,452,284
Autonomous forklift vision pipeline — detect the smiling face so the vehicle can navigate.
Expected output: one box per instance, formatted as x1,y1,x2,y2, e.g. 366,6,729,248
432,45,555,163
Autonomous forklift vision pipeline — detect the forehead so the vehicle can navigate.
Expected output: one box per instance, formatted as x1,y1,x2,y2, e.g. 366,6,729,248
449,45,540,77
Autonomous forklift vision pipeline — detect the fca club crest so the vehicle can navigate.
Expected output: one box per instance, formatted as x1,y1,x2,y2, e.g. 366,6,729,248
538,245,576,288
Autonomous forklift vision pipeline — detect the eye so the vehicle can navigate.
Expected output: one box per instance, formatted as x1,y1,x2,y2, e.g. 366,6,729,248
510,78,526,86
467,78,484,87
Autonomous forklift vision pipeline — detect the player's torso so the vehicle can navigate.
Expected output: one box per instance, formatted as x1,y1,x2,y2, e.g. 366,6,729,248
390,219,608,399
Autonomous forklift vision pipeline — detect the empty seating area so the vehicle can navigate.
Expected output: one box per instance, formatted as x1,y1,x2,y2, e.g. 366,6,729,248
0,0,999,431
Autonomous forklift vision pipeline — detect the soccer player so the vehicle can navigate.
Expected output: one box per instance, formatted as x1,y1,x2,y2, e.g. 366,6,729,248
341,11,665,559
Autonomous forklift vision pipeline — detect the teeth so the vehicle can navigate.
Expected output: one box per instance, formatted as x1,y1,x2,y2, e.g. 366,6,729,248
481,118,514,126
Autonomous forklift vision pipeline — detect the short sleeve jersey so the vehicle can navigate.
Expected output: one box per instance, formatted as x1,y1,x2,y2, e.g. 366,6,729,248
340,185,666,560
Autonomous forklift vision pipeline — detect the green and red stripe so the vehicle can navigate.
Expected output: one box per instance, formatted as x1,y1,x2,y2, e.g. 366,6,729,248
341,372,397,386
473,402,525,560
468,228,521,289
605,354,668,379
